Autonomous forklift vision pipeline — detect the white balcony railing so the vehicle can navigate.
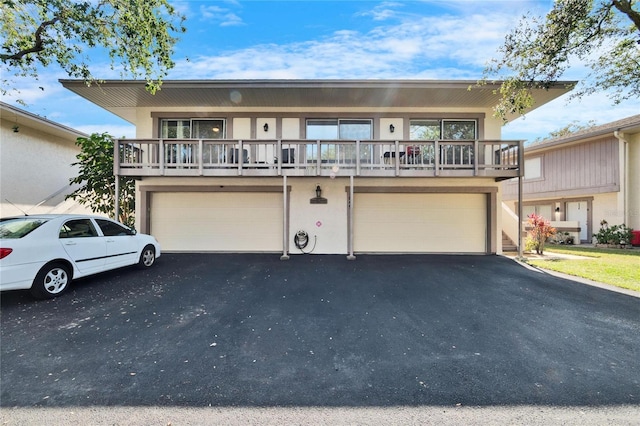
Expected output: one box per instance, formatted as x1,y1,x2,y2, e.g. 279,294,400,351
115,139,522,179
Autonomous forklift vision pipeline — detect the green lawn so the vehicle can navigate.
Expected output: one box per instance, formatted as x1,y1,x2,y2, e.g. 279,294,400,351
526,245,640,292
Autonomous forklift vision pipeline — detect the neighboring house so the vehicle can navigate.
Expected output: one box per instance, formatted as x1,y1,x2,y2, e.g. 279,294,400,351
60,79,571,256
503,114,640,243
0,102,91,217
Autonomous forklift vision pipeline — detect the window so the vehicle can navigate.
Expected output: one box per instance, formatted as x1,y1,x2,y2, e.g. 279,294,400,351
95,219,134,236
410,120,440,140
410,119,477,140
524,157,542,180
59,219,98,238
0,218,48,239
161,119,225,139
306,119,372,140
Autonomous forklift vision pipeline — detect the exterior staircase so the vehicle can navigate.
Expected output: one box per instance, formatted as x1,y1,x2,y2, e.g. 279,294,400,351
502,231,518,252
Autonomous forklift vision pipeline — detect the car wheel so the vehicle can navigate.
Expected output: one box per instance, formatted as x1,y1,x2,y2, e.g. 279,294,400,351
139,245,156,268
30,263,71,299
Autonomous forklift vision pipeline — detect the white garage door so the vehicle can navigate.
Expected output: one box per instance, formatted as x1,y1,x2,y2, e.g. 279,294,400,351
151,192,283,252
354,193,487,253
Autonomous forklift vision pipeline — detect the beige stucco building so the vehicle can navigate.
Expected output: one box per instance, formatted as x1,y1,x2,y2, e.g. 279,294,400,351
0,102,91,217
61,79,572,256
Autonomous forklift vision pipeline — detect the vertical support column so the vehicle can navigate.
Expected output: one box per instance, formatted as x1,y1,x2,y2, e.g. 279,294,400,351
114,174,120,222
280,175,290,260
347,175,356,260
517,141,524,259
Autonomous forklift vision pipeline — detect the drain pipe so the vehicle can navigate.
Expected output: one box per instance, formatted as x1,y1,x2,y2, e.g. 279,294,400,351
614,130,629,225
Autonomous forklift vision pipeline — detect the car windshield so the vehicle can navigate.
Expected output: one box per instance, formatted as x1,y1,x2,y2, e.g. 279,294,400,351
0,218,49,239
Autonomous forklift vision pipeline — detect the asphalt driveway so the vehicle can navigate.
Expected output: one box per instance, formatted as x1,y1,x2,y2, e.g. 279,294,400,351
1,254,639,408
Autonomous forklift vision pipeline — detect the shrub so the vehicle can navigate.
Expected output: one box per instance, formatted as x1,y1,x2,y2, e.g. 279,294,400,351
595,220,633,246
526,213,556,255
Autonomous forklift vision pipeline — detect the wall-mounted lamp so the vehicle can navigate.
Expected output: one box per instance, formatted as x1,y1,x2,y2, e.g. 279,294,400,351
12,125,19,133
555,207,560,213
263,123,269,132
389,124,395,133
310,183,327,204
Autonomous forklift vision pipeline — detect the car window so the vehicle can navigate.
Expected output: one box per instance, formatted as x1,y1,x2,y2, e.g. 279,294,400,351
0,218,49,239
59,219,99,239
95,219,133,236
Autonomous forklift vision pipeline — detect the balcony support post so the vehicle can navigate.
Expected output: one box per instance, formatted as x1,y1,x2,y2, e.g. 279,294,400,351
281,175,290,260
347,175,356,260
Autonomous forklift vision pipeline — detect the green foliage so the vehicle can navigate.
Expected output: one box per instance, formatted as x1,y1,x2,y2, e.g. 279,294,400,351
0,0,186,95
482,0,640,122
594,220,633,245
526,213,557,255
67,133,135,227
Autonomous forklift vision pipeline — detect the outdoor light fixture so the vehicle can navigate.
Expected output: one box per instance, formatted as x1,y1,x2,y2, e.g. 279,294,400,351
555,207,560,212
389,124,395,133
12,125,19,133
310,183,327,204
263,123,269,132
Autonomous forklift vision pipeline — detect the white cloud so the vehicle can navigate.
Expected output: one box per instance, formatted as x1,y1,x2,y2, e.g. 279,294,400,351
199,4,244,26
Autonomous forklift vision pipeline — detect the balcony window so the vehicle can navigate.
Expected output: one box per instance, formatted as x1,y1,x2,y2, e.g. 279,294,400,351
160,119,225,139
306,119,372,140
410,119,477,140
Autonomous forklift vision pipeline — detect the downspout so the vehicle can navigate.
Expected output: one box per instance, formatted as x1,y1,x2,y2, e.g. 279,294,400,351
614,131,629,225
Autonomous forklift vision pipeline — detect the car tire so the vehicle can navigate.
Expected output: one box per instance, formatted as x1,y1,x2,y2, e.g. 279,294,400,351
30,262,71,299
138,245,156,268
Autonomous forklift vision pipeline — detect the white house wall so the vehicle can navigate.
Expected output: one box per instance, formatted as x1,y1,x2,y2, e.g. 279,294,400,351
0,117,89,216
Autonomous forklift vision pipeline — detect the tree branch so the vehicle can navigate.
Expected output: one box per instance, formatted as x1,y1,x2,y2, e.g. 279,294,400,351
0,16,60,61
612,0,640,34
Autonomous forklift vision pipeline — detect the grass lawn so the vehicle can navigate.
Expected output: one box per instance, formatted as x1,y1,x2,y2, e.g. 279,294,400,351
526,245,640,292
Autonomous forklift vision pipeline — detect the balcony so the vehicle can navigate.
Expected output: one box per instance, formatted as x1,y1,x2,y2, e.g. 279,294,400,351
115,139,522,180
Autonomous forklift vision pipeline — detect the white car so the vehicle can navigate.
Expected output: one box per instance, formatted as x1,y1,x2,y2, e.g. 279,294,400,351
0,214,161,299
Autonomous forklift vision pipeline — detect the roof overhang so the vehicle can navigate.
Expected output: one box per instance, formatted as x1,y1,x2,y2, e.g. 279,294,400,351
59,79,575,125
0,101,87,140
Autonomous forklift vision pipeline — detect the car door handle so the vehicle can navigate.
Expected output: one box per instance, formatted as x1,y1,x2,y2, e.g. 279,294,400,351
64,241,77,246
106,239,115,243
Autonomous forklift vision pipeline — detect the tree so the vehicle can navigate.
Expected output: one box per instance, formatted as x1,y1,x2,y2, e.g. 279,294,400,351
0,0,186,95
67,133,135,227
482,0,640,122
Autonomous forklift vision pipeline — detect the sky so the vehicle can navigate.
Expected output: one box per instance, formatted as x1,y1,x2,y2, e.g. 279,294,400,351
3,0,639,142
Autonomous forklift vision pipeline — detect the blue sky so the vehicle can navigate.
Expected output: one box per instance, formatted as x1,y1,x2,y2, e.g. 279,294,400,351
3,0,640,141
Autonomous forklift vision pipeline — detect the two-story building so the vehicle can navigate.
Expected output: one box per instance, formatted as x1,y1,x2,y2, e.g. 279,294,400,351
60,79,572,257
503,114,640,244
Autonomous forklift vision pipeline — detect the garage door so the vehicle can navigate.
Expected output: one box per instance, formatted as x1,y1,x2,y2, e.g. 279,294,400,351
151,192,283,252
354,193,487,253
